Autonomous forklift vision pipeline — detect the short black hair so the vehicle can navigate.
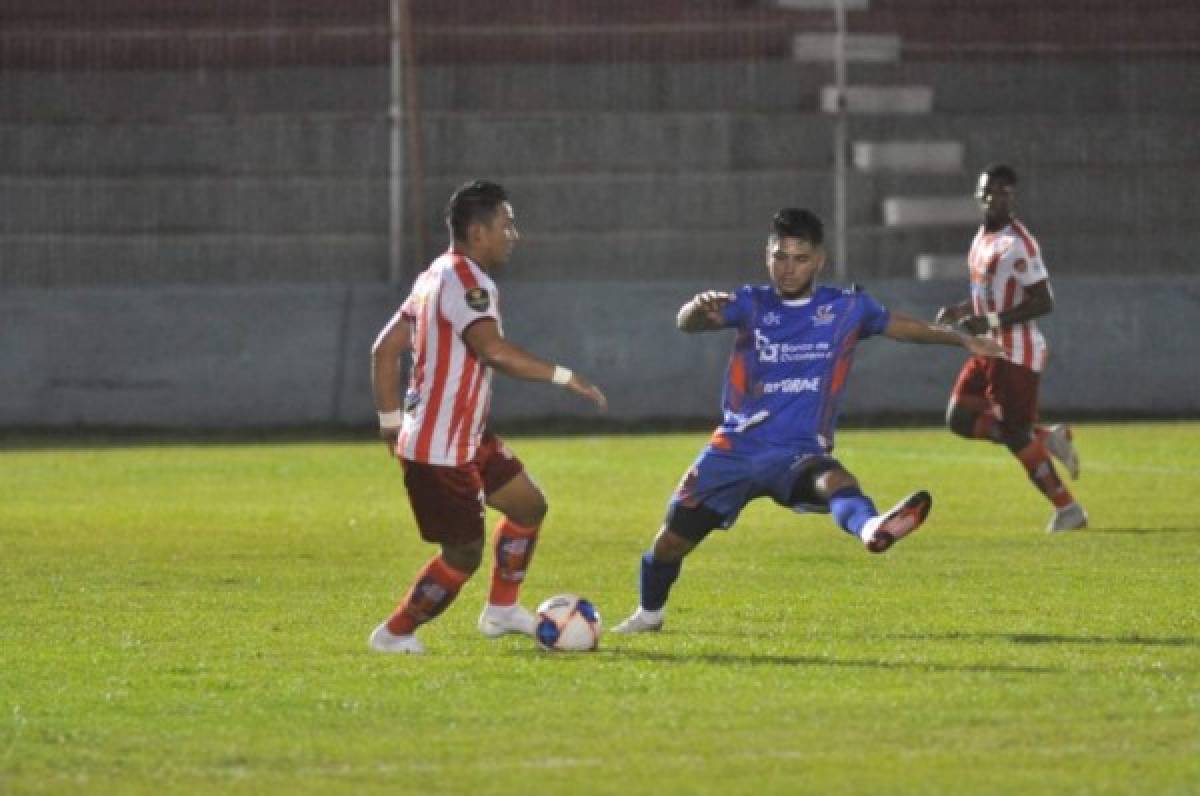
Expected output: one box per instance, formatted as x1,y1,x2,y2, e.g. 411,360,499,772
770,208,824,247
982,163,1018,187
445,179,509,242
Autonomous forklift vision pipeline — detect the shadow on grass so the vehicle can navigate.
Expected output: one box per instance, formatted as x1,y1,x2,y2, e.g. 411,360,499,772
1086,527,1199,535
887,631,1198,648
593,648,1061,675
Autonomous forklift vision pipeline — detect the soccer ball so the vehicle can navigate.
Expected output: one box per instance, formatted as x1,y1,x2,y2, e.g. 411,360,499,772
535,594,602,652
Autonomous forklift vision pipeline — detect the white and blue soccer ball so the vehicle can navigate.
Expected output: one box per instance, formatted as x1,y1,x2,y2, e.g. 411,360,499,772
535,594,602,652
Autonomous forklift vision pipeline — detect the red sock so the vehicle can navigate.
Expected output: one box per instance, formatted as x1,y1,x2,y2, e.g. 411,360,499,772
385,556,470,636
1015,439,1073,509
489,518,540,606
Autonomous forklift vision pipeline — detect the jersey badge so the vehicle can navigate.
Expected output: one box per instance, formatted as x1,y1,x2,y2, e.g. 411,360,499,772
813,304,836,326
465,287,491,312
1014,258,1028,273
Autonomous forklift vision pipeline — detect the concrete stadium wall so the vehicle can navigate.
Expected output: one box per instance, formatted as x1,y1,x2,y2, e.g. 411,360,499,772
2,277,1195,431
5,60,1200,287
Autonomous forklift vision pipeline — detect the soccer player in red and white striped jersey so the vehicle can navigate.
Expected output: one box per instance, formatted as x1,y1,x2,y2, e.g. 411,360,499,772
367,180,607,654
936,164,1086,533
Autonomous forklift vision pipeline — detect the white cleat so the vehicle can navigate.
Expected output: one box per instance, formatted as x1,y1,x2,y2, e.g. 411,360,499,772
368,622,425,654
1047,503,1088,533
478,604,537,639
861,490,933,554
610,610,664,634
1044,424,1080,480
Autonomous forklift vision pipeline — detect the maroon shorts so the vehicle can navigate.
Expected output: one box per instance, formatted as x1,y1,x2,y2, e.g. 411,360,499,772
400,431,525,545
951,355,1041,430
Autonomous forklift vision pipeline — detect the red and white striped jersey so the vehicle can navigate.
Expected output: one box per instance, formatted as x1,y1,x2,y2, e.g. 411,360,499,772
396,249,500,466
967,219,1051,372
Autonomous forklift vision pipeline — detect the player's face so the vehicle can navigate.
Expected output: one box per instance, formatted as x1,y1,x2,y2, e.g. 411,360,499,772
766,236,824,299
976,174,1016,226
473,202,519,268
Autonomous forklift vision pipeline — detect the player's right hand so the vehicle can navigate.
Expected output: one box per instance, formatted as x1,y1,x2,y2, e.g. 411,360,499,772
379,428,401,457
695,290,733,312
567,373,608,413
694,290,733,324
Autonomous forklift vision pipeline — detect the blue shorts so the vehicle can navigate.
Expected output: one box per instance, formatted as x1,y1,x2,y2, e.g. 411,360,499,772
668,443,840,532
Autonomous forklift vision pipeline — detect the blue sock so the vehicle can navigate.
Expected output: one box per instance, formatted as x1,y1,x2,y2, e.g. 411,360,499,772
640,551,681,611
829,487,877,537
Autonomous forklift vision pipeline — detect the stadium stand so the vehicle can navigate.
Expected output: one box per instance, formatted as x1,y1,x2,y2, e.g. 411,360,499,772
1,0,1198,286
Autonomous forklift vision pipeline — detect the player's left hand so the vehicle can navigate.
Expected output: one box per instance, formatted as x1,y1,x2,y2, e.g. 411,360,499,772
957,315,990,336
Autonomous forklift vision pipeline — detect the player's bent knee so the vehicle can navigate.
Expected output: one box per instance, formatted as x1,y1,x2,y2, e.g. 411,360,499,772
663,503,722,549
441,540,484,575
814,467,858,498
946,403,975,438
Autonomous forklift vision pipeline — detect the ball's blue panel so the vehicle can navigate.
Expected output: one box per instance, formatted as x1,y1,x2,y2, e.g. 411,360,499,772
535,618,561,649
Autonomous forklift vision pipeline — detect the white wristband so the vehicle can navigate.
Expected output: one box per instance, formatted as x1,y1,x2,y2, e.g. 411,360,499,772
986,311,1001,330
551,365,573,386
378,409,404,429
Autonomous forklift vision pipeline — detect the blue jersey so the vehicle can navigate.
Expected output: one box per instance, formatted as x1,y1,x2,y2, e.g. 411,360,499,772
713,283,890,452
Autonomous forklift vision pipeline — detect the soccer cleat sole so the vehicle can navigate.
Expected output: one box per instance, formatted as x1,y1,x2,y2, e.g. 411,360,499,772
866,490,933,554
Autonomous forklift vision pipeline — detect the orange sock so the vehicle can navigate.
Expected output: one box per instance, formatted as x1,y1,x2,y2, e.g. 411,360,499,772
489,518,540,606
386,556,471,636
1015,439,1073,509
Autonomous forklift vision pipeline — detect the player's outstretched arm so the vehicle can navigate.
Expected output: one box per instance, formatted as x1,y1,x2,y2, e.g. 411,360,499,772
463,319,607,411
371,310,413,453
677,290,733,333
884,311,1005,358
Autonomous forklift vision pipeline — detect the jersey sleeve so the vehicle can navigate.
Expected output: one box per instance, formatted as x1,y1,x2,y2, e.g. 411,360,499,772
720,286,754,329
857,291,891,338
1014,237,1049,286
439,263,500,335
400,291,417,320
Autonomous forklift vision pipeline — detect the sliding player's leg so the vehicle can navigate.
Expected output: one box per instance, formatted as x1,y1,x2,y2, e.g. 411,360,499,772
613,446,749,634
781,455,931,555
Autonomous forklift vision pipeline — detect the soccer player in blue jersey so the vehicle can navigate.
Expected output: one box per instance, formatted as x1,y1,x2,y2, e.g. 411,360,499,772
612,208,1004,634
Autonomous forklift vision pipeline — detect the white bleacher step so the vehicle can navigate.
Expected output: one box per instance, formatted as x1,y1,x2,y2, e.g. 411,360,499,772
883,196,978,227
793,33,900,63
915,254,966,281
853,140,964,174
773,0,869,9
820,85,934,114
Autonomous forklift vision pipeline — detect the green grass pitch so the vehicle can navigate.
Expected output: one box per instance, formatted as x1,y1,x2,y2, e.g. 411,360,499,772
2,423,1198,794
